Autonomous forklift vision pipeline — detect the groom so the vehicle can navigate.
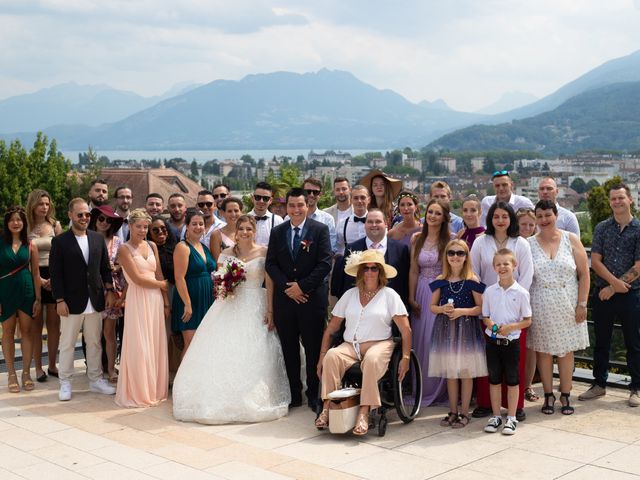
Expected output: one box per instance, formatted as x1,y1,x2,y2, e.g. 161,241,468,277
266,188,332,410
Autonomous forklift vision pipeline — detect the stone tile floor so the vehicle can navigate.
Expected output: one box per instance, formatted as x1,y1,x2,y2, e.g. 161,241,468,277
1,364,639,479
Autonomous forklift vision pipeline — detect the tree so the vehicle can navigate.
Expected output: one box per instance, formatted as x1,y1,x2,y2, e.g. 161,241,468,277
190,160,199,177
240,154,255,165
68,146,103,200
571,177,587,194
483,157,497,174
586,179,600,192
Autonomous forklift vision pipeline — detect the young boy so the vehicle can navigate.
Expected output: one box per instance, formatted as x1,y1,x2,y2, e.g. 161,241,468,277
481,248,532,435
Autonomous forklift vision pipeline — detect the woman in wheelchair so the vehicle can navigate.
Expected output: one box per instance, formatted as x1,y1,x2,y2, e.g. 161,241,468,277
315,250,412,435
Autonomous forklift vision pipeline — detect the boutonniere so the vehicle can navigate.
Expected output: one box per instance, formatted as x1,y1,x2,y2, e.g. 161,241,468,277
301,239,313,252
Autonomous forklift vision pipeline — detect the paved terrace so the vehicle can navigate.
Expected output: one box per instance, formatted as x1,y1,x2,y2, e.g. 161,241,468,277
0,363,639,480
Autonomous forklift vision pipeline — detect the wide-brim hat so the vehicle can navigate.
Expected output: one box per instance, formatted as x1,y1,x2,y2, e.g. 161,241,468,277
90,205,124,232
358,169,403,199
344,249,397,278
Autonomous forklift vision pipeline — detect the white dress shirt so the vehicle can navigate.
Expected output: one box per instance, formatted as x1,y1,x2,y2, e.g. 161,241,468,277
336,212,367,255
249,210,283,246
365,234,388,256
290,219,306,251
75,234,96,314
201,216,226,248
470,234,533,290
482,281,532,340
480,193,534,227
308,209,337,253
556,204,580,237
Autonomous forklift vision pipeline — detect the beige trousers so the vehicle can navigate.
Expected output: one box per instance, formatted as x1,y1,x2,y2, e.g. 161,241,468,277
321,339,395,408
59,312,103,383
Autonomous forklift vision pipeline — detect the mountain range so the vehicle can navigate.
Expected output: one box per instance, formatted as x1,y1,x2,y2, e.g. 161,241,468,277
1,49,640,152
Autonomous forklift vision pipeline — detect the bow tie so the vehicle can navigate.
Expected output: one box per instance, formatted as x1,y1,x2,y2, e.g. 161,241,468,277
353,216,366,223
255,215,268,221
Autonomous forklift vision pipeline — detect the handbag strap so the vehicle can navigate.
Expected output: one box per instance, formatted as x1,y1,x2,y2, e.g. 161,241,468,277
0,241,30,280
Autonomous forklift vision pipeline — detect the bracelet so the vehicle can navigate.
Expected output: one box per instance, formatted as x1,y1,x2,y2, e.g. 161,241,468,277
577,301,588,308
402,354,410,360
320,350,328,354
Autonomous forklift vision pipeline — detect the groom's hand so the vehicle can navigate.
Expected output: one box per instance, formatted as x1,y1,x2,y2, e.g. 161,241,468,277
285,282,308,304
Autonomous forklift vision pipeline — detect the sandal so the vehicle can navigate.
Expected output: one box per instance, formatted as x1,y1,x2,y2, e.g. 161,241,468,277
108,373,119,384
452,413,470,429
440,411,458,427
315,408,329,429
560,393,575,415
352,412,369,436
8,373,20,393
21,372,35,392
524,387,539,402
541,392,556,415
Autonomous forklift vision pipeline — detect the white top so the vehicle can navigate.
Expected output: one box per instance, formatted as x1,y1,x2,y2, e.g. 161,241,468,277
201,217,226,247
482,281,531,339
333,287,408,343
248,210,283,246
309,209,337,253
470,234,533,289
480,193,534,227
556,204,580,237
336,206,352,226
75,234,96,313
336,213,367,255
365,234,388,256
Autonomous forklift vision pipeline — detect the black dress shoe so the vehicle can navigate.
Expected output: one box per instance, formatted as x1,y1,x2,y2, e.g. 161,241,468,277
47,368,59,378
472,406,492,418
308,400,320,413
516,408,526,422
288,399,302,408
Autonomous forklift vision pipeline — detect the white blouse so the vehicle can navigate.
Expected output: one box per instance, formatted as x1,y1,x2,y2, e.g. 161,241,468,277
332,286,408,343
470,234,533,289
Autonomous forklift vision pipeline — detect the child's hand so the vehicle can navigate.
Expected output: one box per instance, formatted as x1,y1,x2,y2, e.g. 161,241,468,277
497,324,511,336
448,308,463,320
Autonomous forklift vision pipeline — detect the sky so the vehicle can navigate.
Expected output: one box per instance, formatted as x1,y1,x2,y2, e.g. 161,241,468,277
1,0,640,111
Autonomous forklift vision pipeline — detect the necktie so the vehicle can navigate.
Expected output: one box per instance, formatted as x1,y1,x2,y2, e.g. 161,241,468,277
371,241,380,249
293,227,301,254
353,216,366,223
255,215,268,221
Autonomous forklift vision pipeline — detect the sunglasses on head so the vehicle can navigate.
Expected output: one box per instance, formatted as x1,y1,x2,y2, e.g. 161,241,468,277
213,193,227,200
492,169,509,179
151,226,167,234
253,194,271,202
97,215,112,224
362,265,380,272
305,189,321,196
197,201,214,208
446,250,467,257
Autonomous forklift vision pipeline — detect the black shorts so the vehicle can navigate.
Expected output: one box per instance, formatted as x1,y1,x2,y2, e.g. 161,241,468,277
485,337,520,386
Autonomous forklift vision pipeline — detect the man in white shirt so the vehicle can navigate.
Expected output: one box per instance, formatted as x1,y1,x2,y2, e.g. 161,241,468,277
197,189,225,246
430,180,464,234
248,181,283,246
324,177,352,227
336,185,369,255
114,186,132,241
537,177,580,236
303,177,337,253
480,171,534,227
213,183,231,220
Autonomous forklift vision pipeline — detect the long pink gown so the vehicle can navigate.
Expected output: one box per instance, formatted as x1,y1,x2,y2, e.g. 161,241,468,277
115,243,169,407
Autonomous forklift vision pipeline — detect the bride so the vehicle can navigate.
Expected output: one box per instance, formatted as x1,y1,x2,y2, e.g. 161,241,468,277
172,214,290,424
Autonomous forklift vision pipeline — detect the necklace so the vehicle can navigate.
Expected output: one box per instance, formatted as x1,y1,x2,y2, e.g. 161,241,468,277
448,279,466,294
494,236,508,249
361,287,379,301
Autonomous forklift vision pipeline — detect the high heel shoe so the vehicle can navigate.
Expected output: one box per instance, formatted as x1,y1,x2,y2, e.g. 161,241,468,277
7,373,20,393
21,372,35,392
560,392,574,415
541,392,556,414
352,412,369,436
315,409,329,429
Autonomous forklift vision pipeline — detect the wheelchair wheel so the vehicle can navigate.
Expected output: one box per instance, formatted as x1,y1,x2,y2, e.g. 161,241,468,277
390,349,422,423
377,415,388,437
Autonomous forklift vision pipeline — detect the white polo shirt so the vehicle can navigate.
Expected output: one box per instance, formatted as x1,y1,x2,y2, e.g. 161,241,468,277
482,280,531,340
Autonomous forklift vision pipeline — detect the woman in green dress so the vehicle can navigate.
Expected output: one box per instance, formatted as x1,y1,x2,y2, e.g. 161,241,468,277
172,210,216,357
0,206,41,393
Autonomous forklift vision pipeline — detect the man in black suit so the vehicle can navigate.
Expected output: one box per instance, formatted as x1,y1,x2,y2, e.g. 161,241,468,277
332,208,410,304
266,188,332,410
50,198,117,401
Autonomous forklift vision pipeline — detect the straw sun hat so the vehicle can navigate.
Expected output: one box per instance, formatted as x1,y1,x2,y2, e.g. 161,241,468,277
344,250,397,278
358,169,403,199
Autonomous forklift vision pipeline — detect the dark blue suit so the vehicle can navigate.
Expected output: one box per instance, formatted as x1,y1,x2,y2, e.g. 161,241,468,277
265,218,332,405
331,236,410,306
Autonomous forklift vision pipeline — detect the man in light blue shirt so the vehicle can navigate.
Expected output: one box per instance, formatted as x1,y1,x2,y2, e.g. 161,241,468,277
301,177,337,253
537,177,580,237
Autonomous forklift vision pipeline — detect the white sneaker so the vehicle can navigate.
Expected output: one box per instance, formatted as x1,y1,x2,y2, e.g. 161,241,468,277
59,381,72,401
630,390,640,407
502,418,517,435
89,378,116,395
484,416,502,433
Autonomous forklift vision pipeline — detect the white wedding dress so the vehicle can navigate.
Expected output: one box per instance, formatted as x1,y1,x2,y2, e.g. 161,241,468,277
172,254,291,424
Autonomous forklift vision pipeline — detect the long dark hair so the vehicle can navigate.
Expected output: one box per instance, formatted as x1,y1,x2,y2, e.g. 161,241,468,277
2,206,28,245
485,201,519,238
147,216,177,249
413,199,450,262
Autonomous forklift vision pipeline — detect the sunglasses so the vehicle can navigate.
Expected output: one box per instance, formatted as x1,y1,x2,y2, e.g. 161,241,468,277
97,215,113,224
253,194,271,202
213,193,228,200
362,265,380,272
151,226,167,234
446,250,467,257
305,189,321,196
76,212,92,219
197,201,214,208
492,169,509,179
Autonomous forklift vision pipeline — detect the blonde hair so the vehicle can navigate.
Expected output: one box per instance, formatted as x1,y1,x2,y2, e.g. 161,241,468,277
516,208,535,222
441,239,474,280
354,263,389,290
128,208,152,225
493,248,517,265
26,189,57,231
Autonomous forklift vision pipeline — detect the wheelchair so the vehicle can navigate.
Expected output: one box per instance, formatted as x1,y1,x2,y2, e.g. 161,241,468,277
322,333,422,437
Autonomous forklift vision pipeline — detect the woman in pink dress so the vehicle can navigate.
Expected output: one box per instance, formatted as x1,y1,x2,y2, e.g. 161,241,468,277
115,209,170,407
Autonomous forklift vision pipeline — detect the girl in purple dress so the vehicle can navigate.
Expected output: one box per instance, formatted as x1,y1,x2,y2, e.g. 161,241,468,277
458,195,485,249
408,199,452,406
429,239,486,428
388,191,422,249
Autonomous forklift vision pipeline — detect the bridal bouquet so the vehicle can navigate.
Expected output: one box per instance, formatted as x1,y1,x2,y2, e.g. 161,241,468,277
212,258,247,299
